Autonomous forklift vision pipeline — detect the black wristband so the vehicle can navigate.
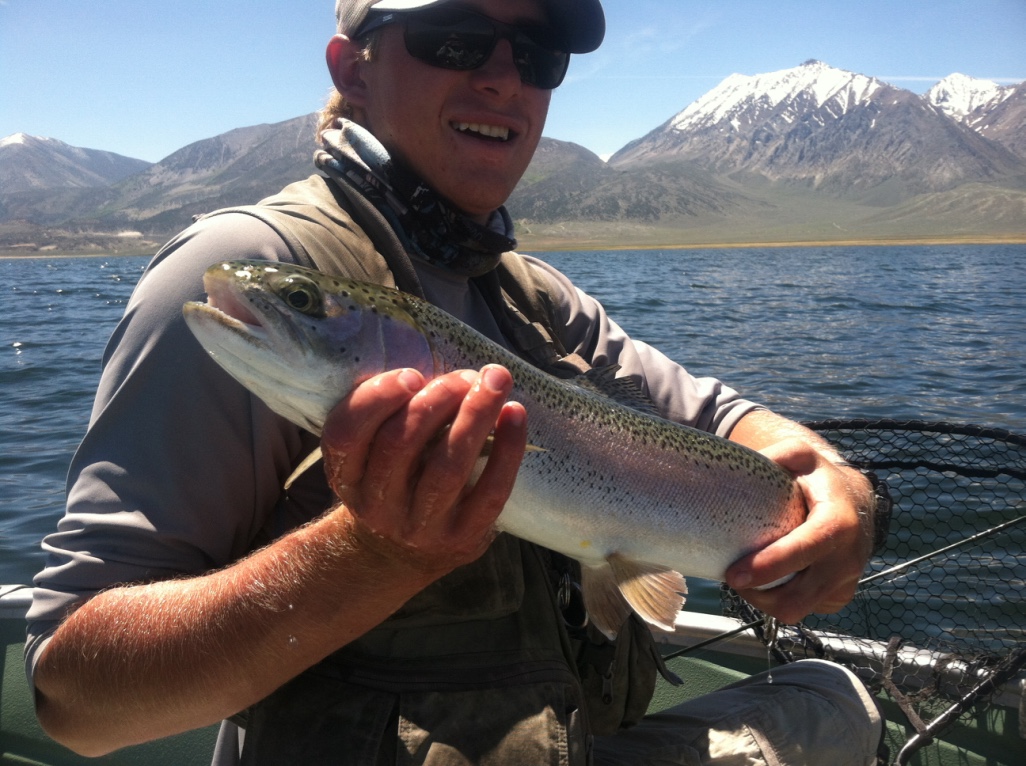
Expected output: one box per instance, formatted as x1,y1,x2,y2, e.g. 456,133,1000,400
834,462,893,554
861,468,893,554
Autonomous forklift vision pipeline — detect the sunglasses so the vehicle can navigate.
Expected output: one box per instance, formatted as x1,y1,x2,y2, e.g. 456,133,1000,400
355,6,571,90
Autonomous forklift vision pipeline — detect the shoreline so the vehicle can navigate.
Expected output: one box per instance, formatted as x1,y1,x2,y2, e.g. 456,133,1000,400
3,234,1025,260
521,234,1026,253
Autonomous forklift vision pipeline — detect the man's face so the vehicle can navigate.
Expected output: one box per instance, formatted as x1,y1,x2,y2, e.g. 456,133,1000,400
354,0,554,220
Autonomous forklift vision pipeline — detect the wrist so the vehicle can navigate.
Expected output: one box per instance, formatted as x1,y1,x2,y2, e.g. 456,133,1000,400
323,504,461,589
830,461,893,554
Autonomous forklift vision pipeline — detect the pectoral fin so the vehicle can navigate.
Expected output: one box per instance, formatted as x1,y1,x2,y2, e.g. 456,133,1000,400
285,447,324,490
608,554,687,633
581,554,687,639
581,564,634,640
478,432,547,457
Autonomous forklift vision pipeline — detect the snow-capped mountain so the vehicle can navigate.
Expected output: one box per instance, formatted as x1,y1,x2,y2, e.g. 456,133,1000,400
926,73,1014,122
2,60,1024,252
966,82,1026,160
0,133,151,194
610,61,1024,199
667,60,886,134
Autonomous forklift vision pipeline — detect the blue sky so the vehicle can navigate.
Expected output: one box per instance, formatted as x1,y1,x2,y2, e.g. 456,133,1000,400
2,0,1024,163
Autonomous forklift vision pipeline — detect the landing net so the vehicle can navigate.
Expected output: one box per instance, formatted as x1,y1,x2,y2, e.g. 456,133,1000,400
720,420,1026,765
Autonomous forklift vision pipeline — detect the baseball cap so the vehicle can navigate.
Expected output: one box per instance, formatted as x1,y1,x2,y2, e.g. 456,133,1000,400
335,0,605,54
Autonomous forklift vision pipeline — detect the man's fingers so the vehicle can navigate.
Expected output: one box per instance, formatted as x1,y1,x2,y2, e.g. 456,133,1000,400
736,563,860,624
448,400,528,540
321,369,427,493
725,496,831,588
756,437,820,475
727,500,863,622
358,371,479,516
412,366,516,516
321,366,522,566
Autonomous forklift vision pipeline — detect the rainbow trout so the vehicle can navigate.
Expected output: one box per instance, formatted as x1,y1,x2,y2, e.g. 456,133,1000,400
183,260,805,637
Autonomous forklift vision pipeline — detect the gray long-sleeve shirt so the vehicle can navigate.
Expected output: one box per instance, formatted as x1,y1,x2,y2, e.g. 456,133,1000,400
25,210,760,700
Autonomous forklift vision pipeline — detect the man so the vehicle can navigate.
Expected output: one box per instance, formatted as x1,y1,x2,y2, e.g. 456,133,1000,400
27,0,883,763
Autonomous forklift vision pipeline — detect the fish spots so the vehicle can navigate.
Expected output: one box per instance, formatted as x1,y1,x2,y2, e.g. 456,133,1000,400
202,262,803,560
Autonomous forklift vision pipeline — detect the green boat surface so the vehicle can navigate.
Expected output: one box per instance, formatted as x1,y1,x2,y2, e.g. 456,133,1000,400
4,420,1023,764
3,585,1022,765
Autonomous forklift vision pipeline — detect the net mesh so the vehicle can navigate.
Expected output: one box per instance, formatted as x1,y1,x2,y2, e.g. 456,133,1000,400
719,420,1026,758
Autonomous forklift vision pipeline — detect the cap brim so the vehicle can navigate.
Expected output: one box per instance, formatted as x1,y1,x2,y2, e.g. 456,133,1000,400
371,0,447,9
370,0,605,54
548,0,605,54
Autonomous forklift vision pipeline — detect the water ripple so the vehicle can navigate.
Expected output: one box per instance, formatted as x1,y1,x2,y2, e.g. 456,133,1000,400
2,246,1024,585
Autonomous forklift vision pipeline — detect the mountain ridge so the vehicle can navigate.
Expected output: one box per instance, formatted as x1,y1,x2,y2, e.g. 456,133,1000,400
926,73,1016,121
0,133,152,195
609,61,1025,202
3,62,1024,253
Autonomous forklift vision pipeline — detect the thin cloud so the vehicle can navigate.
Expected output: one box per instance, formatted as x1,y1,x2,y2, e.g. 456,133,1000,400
621,12,721,57
882,75,1025,84
595,75,726,80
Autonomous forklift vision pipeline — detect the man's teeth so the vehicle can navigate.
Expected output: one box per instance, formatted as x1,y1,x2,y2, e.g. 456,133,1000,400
453,122,510,141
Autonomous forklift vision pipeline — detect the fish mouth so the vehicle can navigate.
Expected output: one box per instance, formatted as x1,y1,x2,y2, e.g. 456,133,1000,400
182,301,266,346
196,269,269,338
207,290,262,331
182,285,274,359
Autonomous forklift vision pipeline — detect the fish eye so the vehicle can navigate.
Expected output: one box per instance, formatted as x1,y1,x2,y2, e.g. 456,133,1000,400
278,276,324,317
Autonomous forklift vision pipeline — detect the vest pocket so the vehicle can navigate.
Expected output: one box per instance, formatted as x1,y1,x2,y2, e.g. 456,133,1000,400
239,674,398,765
397,678,586,766
239,662,588,766
384,534,526,627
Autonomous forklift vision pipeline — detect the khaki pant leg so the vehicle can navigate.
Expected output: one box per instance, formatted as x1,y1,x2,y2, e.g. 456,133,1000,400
592,659,882,766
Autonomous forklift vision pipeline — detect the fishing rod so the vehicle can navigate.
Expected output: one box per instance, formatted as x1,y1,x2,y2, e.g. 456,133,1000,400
893,644,1026,765
858,512,1025,587
663,513,1026,661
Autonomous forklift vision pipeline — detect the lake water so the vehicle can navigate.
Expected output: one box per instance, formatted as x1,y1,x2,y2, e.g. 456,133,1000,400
2,245,1024,591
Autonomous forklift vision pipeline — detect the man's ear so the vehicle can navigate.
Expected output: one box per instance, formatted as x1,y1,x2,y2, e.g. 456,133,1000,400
326,35,369,108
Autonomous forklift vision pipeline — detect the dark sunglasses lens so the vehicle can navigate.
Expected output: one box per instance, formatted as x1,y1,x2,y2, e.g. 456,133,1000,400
511,33,569,89
405,14,495,71
404,11,569,89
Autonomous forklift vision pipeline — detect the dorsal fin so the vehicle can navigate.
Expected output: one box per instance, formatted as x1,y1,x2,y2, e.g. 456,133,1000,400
575,365,662,417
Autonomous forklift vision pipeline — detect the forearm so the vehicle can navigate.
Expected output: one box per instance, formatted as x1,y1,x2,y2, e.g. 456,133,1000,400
729,408,841,457
33,505,435,757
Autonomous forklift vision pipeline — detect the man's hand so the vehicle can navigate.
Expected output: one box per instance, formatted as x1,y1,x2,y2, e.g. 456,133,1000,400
321,365,528,580
726,414,875,624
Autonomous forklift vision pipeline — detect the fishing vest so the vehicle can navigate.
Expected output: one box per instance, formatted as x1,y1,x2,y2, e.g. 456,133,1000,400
198,174,668,765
